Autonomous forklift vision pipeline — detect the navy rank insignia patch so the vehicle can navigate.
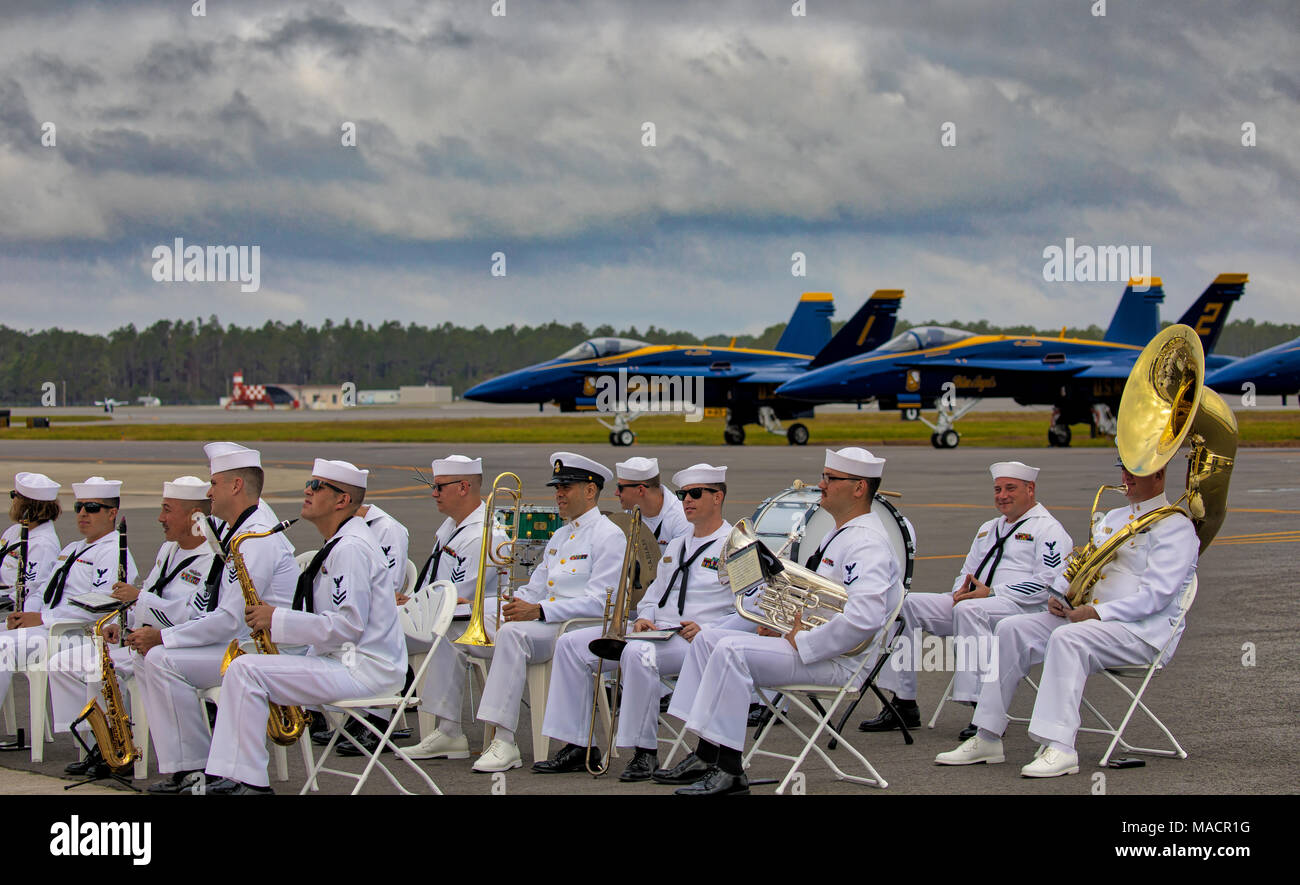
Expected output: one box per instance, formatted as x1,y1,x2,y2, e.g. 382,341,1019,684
1042,540,1061,569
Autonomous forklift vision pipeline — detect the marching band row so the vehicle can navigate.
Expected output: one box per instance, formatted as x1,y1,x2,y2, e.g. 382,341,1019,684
0,438,1198,794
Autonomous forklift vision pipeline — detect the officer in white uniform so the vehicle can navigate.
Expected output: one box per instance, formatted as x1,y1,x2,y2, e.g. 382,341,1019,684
2,472,63,607
3,476,139,718
465,452,624,773
656,447,904,795
132,442,298,794
401,454,510,761
936,457,1198,777
536,463,745,781
51,477,215,772
868,461,1072,736
614,457,690,552
204,459,406,794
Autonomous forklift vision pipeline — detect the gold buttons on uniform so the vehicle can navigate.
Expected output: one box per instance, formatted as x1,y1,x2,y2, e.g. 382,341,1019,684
547,580,554,587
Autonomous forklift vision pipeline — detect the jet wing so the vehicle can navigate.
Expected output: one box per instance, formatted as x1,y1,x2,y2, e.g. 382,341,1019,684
894,357,1092,376
621,364,757,380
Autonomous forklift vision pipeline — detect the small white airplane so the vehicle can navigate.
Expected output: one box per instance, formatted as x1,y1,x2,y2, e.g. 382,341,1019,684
94,398,129,413
136,395,161,407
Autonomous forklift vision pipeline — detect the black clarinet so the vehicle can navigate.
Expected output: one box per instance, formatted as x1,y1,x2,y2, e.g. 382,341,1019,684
116,518,129,646
13,525,29,611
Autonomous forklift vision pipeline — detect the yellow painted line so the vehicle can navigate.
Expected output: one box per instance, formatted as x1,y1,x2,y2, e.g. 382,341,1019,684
368,484,434,495
916,554,966,561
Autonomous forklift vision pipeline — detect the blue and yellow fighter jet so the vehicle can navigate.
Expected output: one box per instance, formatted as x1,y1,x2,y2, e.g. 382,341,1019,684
774,274,1247,449
463,291,904,446
1207,335,1300,400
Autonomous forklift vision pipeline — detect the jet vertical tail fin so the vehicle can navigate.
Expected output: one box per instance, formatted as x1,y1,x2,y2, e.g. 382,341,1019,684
808,290,904,368
1103,278,1165,346
774,292,835,355
1177,273,1247,354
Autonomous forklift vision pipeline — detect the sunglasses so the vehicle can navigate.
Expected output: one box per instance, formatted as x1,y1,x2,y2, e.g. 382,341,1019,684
7,490,15,499
305,479,348,495
73,502,112,514
430,480,467,493
821,473,861,484
616,483,647,493
675,487,719,500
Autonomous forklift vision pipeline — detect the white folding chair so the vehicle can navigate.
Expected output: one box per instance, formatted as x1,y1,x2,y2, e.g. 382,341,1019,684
21,620,83,762
744,593,908,793
295,550,318,570
400,559,417,595
300,580,457,794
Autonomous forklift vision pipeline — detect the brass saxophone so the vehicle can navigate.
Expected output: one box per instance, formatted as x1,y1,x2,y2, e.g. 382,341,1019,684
218,519,308,747
71,607,138,772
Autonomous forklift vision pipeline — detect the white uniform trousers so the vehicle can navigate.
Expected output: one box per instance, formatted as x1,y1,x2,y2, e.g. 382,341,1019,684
205,653,374,788
541,625,689,750
879,593,1034,703
971,611,1157,750
474,620,562,734
418,615,499,723
0,626,88,711
667,627,854,752
135,643,226,774
48,642,133,733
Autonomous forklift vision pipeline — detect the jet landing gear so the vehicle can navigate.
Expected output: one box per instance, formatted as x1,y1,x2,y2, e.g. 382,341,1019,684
918,399,979,449
598,412,639,447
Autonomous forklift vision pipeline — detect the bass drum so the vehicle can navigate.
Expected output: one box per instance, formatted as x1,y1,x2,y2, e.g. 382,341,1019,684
750,485,915,590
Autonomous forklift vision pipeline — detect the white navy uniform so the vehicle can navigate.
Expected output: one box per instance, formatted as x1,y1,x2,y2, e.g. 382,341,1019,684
206,515,405,787
135,508,297,775
1,532,139,713
1,521,61,605
971,493,1198,749
543,520,741,751
48,540,213,732
880,503,1072,703
641,494,690,553
424,505,623,735
668,512,903,751
409,502,509,716
361,504,409,597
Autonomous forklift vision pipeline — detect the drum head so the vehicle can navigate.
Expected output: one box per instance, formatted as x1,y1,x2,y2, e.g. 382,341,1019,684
749,486,834,564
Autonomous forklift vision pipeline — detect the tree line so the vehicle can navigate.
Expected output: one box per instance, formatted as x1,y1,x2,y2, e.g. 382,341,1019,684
0,314,1296,406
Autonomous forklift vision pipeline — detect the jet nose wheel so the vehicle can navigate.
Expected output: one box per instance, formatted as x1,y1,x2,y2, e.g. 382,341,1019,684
1047,424,1072,447
616,429,635,446
723,424,746,445
939,429,960,449
786,423,809,446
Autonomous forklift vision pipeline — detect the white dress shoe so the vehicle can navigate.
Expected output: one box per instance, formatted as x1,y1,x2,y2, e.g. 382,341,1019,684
402,729,470,760
1020,746,1079,778
934,734,1005,765
472,739,522,773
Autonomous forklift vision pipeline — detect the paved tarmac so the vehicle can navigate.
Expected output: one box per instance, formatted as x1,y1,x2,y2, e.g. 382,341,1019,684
0,440,1294,795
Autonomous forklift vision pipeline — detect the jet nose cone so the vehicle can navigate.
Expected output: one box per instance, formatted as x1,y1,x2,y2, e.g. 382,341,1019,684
464,373,528,403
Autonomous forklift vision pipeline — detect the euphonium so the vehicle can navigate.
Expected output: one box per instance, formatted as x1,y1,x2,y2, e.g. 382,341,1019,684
71,606,138,772
219,519,308,747
585,508,659,776
456,472,523,649
1062,324,1237,606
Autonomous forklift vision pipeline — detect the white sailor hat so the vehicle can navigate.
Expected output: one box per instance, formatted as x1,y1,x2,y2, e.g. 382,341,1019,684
989,461,1039,483
672,464,726,487
72,476,122,499
312,458,368,489
616,457,660,482
547,452,613,488
432,454,483,476
824,447,885,478
204,441,262,474
163,475,210,500
13,471,60,502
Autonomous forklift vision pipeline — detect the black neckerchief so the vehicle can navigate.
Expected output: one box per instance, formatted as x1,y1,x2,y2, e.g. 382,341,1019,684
657,537,717,615
0,539,16,562
805,526,851,570
973,517,1031,586
43,545,87,608
416,522,470,590
293,537,343,613
202,504,259,612
147,548,203,596
652,521,663,541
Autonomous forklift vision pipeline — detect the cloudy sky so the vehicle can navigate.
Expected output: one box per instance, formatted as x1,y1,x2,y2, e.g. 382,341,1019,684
1,0,1296,340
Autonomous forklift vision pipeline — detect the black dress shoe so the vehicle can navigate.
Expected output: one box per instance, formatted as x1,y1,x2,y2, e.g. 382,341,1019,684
746,703,767,728
858,700,921,732
532,743,597,774
659,692,673,713
146,770,202,795
206,777,274,795
651,752,711,785
336,716,395,757
65,748,110,777
618,749,658,782
674,765,750,796
309,710,333,745
957,722,977,740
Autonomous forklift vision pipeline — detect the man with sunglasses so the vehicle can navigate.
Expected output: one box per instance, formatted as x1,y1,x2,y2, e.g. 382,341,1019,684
451,451,623,773
614,457,689,553
202,459,405,794
536,463,742,781
133,442,298,794
865,461,1072,739
50,476,214,773
655,447,905,795
401,454,509,761
1,472,63,610
2,477,139,724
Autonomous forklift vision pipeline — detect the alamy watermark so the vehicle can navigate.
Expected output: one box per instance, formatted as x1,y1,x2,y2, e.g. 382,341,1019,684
592,368,704,423
1042,238,1152,289
151,238,260,293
